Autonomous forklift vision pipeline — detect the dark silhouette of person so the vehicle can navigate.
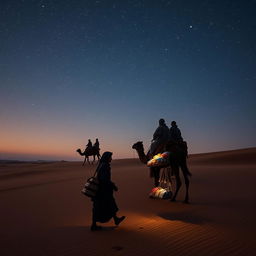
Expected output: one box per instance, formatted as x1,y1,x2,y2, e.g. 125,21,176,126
94,138,100,150
168,121,189,157
91,151,125,231
149,118,169,157
169,121,183,143
85,139,92,152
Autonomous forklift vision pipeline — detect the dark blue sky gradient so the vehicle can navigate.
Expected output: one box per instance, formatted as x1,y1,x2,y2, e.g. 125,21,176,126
1,0,256,160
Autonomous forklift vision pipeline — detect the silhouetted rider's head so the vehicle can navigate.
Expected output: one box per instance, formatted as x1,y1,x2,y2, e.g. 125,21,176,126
171,121,177,127
159,118,165,125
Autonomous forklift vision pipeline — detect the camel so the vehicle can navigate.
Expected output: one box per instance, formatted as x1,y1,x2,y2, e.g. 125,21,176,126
76,147,101,165
132,141,191,203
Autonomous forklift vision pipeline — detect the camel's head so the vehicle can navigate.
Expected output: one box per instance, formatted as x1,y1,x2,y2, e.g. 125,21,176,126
132,141,144,151
76,149,81,153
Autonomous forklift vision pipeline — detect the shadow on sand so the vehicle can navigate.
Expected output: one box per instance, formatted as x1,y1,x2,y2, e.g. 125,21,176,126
158,211,211,225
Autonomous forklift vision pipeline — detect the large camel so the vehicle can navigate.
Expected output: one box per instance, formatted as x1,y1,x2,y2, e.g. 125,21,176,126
76,147,101,165
132,141,191,203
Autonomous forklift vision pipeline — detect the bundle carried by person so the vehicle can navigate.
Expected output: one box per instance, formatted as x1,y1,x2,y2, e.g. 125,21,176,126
149,167,175,199
147,151,170,167
81,169,99,198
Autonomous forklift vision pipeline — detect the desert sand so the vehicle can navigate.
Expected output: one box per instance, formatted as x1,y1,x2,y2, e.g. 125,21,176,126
0,148,256,256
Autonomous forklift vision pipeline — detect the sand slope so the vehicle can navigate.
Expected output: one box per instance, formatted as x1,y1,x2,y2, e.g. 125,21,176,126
0,148,256,255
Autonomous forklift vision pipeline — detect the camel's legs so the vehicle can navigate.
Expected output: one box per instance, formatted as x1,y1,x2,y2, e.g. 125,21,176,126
96,154,101,163
92,155,96,164
181,162,190,203
83,157,87,166
171,166,181,201
166,167,172,182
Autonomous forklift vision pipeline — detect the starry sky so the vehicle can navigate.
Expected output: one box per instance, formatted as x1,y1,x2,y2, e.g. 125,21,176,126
1,0,256,161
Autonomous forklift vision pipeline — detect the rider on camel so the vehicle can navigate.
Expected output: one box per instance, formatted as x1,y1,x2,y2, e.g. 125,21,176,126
85,139,92,153
149,118,169,158
94,138,100,151
169,121,183,143
168,121,188,157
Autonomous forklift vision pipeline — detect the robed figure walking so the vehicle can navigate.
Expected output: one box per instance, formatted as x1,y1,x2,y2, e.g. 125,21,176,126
91,151,125,231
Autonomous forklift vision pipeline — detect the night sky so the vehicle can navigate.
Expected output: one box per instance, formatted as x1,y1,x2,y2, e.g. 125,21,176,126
1,0,256,160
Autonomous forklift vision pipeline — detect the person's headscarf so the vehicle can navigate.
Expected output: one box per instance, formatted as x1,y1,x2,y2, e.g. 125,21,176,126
99,151,112,163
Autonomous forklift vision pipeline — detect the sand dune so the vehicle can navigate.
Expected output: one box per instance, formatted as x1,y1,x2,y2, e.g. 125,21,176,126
188,147,256,165
0,148,256,255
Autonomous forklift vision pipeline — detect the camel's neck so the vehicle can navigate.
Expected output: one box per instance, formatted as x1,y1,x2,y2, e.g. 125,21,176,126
77,149,85,156
135,148,148,164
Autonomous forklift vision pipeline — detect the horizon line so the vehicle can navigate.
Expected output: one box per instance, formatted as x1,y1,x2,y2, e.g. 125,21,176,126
1,146,255,162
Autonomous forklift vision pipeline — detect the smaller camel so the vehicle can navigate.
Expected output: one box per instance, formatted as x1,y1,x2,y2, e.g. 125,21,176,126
132,141,191,203
76,147,101,165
